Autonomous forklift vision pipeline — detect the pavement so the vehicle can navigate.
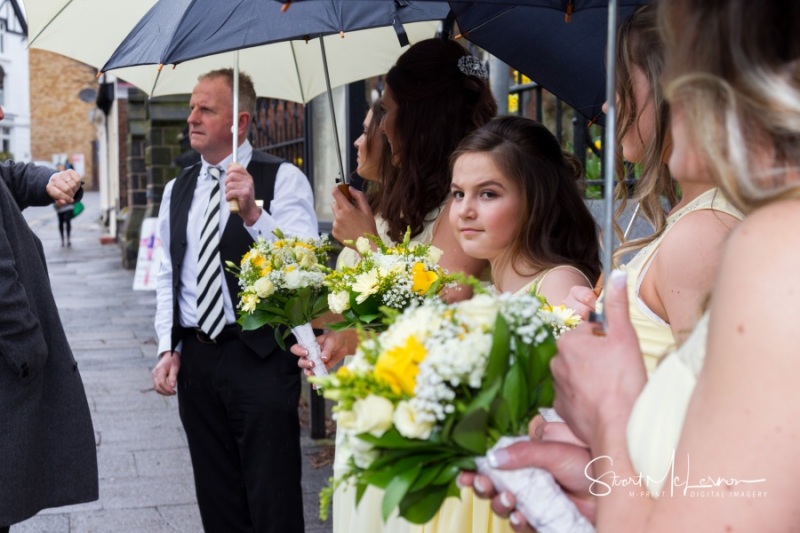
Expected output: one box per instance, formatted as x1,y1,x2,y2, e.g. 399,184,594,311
16,192,334,533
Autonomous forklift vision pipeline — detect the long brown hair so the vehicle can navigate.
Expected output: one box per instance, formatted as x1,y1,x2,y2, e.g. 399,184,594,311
379,38,497,242
451,116,602,284
612,6,678,265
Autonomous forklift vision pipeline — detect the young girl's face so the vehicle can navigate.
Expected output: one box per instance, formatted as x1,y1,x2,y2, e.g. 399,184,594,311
449,152,522,262
604,65,655,164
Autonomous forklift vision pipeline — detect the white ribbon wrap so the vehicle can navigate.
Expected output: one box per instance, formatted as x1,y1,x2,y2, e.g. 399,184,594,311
291,322,328,377
475,436,595,533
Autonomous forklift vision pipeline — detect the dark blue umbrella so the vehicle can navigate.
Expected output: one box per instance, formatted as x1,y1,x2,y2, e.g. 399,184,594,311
102,0,449,197
450,0,652,123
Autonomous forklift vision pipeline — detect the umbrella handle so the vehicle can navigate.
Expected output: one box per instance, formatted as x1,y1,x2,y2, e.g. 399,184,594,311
337,182,353,203
229,199,240,214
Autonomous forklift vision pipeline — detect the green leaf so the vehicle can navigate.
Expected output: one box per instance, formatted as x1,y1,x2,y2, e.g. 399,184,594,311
465,377,502,413
408,463,447,492
311,292,329,317
398,481,459,524
351,292,381,317
489,396,512,435
483,314,511,386
451,408,489,455
431,463,461,486
382,464,421,521
239,311,271,331
361,428,446,450
274,327,288,351
355,481,368,506
503,362,525,426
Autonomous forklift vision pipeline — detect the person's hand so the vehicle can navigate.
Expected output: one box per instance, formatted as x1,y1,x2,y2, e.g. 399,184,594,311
529,414,588,448
47,170,82,207
289,329,358,376
225,162,260,225
459,414,595,531
562,285,598,321
551,269,646,445
152,351,181,395
459,439,596,531
331,185,379,246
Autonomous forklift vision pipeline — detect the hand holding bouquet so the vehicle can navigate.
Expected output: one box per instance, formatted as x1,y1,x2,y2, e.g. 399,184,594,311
311,292,586,528
325,228,456,331
227,228,331,376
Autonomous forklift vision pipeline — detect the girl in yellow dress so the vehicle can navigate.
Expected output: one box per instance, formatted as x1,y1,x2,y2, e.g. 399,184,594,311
413,115,601,533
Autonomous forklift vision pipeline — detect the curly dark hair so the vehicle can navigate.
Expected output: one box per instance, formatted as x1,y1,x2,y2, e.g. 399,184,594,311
378,38,497,242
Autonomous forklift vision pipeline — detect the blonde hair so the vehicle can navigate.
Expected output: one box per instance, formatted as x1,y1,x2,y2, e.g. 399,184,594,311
611,6,677,265
659,0,800,213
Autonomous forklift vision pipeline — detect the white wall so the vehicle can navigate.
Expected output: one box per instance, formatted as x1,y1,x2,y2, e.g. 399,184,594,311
0,21,31,162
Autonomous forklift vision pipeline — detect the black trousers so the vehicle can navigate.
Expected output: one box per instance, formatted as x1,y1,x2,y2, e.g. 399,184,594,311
177,331,304,533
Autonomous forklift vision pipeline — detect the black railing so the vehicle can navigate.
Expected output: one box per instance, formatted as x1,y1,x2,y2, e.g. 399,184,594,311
250,98,306,172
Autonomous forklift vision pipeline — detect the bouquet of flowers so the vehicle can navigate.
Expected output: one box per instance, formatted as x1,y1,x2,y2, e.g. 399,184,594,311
311,292,590,530
227,228,332,376
324,228,456,331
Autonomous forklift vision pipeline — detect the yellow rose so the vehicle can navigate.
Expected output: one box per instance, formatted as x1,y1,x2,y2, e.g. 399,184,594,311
411,263,438,295
374,336,426,395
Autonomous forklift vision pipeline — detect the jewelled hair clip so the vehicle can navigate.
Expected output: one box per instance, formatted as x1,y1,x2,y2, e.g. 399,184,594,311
457,55,488,80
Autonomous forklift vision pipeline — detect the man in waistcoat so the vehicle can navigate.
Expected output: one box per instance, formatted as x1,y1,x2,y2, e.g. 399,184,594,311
152,69,316,532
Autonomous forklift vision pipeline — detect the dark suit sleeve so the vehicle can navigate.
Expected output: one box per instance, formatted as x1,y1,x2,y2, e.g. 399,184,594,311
0,205,49,378
0,160,57,209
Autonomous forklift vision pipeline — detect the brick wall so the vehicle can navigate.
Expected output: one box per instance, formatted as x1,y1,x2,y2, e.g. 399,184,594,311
29,49,98,188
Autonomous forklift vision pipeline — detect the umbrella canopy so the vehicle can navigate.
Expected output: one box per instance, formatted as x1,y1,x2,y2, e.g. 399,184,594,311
450,0,653,123
102,0,449,102
24,0,159,70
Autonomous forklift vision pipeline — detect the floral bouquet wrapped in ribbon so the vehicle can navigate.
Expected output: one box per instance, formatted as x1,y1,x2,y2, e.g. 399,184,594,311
226,228,332,376
311,292,590,530
324,228,456,331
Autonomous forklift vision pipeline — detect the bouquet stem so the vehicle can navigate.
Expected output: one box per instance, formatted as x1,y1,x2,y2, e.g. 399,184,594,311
475,436,595,533
292,323,328,377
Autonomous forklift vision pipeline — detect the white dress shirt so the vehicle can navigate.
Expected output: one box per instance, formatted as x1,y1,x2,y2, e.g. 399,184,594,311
154,140,318,356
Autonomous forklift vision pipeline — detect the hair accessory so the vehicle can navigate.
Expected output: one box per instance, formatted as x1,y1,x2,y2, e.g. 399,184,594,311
457,55,488,80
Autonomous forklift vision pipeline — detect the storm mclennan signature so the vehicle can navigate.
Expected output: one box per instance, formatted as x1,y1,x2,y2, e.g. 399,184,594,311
584,451,766,497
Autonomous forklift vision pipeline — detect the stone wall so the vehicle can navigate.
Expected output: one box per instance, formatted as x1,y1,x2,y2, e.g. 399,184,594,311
29,49,98,187
119,89,189,269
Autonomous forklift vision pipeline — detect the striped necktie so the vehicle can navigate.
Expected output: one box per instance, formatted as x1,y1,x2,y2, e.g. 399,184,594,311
196,166,226,340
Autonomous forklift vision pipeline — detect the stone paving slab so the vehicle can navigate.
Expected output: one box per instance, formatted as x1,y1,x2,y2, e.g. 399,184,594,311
15,193,334,533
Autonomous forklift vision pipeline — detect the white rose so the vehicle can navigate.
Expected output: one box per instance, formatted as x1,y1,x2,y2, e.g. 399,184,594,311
426,245,444,264
284,268,304,289
334,408,356,430
297,248,318,268
393,400,434,440
356,236,372,256
328,291,351,314
349,434,379,469
253,278,275,298
457,294,500,328
352,394,394,437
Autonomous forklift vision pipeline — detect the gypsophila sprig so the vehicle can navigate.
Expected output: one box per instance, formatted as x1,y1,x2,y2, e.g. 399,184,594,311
226,229,332,365
324,227,456,331
310,292,581,524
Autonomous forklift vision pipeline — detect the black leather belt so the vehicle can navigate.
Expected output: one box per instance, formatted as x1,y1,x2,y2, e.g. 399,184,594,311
182,324,241,344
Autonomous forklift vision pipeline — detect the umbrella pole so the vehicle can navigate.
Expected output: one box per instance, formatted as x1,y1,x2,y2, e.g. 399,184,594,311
596,0,619,330
319,35,351,200
230,50,241,213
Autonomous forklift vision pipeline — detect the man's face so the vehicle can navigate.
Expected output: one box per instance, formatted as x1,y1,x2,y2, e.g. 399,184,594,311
187,76,233,165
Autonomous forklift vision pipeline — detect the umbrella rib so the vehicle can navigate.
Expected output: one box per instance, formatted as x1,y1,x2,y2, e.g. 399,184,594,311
27,0,77,48
288,40,306,104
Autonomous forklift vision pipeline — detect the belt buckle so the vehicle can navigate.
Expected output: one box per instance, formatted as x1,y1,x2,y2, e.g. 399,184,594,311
195,329,216,344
